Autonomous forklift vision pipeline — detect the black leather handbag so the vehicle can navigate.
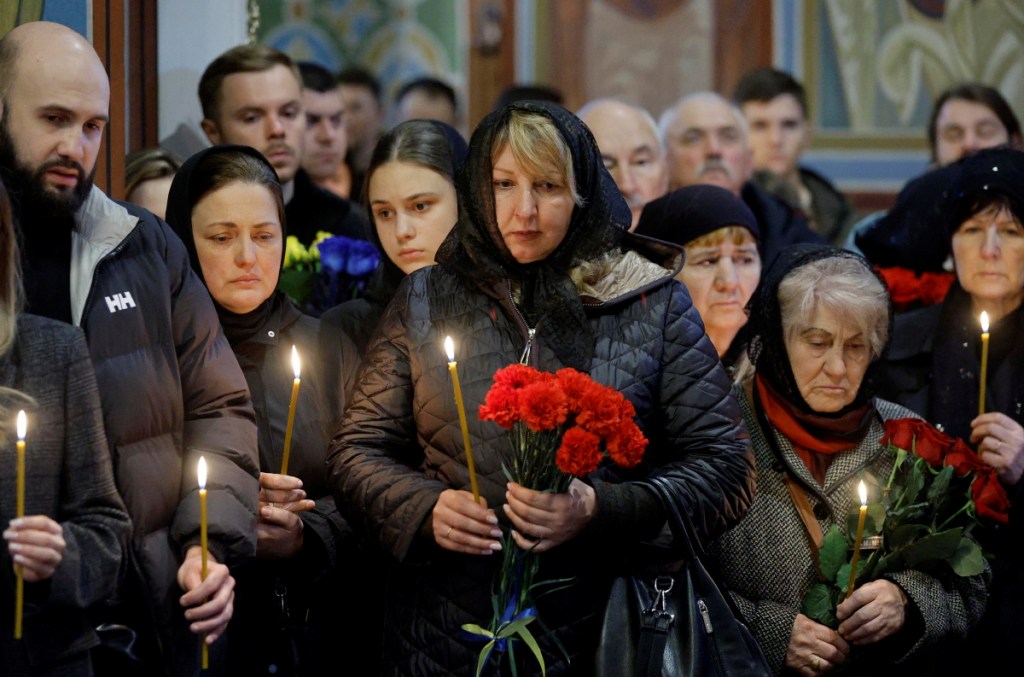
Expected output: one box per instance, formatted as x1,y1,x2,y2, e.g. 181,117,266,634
595,478,771,677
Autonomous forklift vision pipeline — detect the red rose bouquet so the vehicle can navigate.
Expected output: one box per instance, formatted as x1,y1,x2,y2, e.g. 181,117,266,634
462,364,647,675
802,418,1010,628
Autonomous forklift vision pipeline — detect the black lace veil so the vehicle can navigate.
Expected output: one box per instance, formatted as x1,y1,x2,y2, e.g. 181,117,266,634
435,101,631,369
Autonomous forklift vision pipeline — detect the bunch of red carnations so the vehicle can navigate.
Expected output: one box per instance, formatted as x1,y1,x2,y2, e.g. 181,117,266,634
463,364,647,676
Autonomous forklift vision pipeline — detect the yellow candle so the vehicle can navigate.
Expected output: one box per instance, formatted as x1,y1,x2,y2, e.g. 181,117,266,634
280,345,301,475
445,337,480,503
846,481,868,600
979,312,990,417
197,456,209,669
13,410,25,640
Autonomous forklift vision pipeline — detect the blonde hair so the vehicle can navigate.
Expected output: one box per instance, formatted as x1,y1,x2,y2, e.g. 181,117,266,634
684,226,756,250
491,110,583,206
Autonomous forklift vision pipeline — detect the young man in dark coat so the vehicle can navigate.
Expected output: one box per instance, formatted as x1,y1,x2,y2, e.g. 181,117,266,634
0,21,259,676
198,45,369,246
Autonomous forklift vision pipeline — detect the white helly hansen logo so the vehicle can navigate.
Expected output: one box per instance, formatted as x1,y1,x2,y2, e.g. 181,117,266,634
105,292,136,313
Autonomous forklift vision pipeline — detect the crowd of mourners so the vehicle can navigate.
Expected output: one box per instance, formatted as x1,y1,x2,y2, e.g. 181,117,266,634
1,18,1023,677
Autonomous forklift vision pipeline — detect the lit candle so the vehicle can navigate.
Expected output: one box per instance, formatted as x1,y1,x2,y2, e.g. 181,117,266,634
846,481,868,600
444,336,480,502
13,410,25,640
197,456,208,669
280,345,301,475
979,311,990,417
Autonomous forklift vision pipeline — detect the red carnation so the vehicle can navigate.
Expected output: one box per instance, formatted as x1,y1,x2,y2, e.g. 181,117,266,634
478,384,521,429
518,380,569,432
607,423,648,469
944,439,987,477
556,368,594,409
577,388,628,438
492,363,543,390
881,418,919,450
556,427,603,476
912,423,954,467
972,468,1011,524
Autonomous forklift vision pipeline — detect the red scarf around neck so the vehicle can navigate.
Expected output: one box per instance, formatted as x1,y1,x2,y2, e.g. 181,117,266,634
755,375,871,485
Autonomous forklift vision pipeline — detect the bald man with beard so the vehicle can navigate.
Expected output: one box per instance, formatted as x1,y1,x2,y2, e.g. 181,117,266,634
0,22,258,676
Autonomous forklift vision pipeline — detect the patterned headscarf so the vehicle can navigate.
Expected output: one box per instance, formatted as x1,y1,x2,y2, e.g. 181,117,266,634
435,101,631,369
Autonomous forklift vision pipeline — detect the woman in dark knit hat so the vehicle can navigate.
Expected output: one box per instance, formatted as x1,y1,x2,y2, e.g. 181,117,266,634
636,184,761,369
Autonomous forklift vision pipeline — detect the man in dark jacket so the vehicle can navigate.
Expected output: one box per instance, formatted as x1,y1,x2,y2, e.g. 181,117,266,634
733,67,856,245
659,91,825,266
0,22,259,676
198,44,369,245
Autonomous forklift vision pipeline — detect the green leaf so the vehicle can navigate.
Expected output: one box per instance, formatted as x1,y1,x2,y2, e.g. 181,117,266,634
888,523,929,549
474,639,495,677
904,461,926,505
835,562,852,592
859,547,883,582
516,625,547,677
819,526,848,581
927,466,954,508
846,504,886,537
801,583,838,628
950,537,986,577
901,528,963,568
277,268,315,307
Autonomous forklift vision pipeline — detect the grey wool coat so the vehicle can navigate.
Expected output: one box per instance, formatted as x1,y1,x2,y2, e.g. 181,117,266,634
0,314,131,675
706,381,989,676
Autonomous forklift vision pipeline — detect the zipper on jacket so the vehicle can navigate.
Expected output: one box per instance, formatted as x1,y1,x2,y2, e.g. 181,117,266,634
520,328,536,365
506,282,538,366
698,599,714,634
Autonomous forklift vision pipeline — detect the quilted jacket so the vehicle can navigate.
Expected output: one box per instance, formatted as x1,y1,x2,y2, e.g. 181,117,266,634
328,241,755,675
706,382,989,676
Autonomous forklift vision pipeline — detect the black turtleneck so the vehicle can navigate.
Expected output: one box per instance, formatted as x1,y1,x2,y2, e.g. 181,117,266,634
20,215,74,324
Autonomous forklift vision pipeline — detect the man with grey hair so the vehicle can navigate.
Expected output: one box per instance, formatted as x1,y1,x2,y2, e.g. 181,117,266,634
578,98,669,231
660,91,823,264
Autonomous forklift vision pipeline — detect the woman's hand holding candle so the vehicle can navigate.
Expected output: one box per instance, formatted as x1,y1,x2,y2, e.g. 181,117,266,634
178,546,236,644
257,472,313,558
4,515,65,581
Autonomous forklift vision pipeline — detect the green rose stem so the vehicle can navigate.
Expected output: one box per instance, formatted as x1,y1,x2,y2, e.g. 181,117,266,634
445,337,480,502
846,481,868,599
938,499,973,531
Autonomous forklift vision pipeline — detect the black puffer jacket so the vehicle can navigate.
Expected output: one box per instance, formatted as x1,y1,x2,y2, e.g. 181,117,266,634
70,188,258,675
328,240,755,675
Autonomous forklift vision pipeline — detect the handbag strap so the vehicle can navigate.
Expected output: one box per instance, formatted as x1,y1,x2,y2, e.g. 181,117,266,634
782,473,828,581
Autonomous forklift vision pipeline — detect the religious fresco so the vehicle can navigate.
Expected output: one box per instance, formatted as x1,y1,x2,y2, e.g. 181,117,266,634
0,0,87,39
256,0,465,120
582,0,713,118
806,0,1024,146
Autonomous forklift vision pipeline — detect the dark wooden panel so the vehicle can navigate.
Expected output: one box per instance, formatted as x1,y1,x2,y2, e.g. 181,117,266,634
714,0,773,96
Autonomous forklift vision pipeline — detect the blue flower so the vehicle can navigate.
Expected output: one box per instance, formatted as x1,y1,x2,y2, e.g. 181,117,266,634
346,239,381,277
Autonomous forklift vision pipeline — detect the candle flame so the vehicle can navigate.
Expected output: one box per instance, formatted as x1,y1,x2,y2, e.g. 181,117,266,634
16,410,26,441
291,345,301,379
198,456,207,490
980,311,990,333
858,480,867,506
444,336,455,363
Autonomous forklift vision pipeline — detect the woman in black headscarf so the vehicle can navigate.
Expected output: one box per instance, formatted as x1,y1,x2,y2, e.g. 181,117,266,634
636,184,762,369
164,145,367,675
322,119,467,354
707,245,987,676
327,101,755,674
875,147,1024,675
